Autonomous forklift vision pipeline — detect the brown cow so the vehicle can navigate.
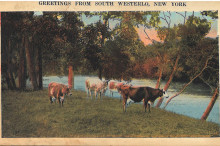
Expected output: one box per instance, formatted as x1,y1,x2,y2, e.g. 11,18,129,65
117,84,169,112
48,82,72,106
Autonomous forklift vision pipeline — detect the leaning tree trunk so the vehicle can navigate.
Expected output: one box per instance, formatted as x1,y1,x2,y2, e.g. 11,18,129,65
163,57,211,109
201,87,219,121
155,67,163,89
150,67,163,106
25,36,38,90
156,55,180,107
68,65,74,89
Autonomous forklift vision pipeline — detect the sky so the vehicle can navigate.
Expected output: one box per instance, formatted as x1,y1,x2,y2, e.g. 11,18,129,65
81,11,218,45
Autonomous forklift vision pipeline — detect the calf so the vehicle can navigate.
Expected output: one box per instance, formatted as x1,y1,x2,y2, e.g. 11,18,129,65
117,84,169,112
48,82,72,107
85,78,108,99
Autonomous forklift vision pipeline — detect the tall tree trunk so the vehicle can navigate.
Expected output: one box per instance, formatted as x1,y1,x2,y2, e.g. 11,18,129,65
156,55,180,107
5,73,12,89
98,67,102,80
18,37,26,90
68,65,74,89
36,44,43,89
38,46,43,89
7,39,16,89
201,87,218,121
2,38,12,89
9,71,16,89
163,57,211,108
25,36,38,90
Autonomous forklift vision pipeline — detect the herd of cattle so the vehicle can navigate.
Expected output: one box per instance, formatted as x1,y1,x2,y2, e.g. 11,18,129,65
48,78,169,112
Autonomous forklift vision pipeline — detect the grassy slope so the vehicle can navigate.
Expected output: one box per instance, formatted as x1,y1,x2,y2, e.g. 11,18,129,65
2,89,219,138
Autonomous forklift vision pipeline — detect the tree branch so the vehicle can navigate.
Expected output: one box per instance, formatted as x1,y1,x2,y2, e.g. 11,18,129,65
163,56,212,109
144,27,153,42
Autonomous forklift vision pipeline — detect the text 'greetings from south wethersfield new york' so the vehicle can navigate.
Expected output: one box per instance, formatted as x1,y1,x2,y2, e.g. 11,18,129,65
38,1,187,7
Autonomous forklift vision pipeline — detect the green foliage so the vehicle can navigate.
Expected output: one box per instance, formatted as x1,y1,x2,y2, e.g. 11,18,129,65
173,16,214,82
82,23,103,71
197,38,219,88
178,16,211,49
102,37,134,80
201,11,218,19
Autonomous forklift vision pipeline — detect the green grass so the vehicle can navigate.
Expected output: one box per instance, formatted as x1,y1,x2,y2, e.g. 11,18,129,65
2,89,219,138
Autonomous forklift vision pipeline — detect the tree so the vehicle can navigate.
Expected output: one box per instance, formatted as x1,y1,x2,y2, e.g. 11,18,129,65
59,12,84,89
82,22,106,79
2,12,64,90
201,87,219,121
155,14,214,107
1,12,29,90
162,16,217,108
102,12,147,80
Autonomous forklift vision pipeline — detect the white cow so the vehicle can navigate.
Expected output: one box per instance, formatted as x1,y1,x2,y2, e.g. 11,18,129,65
85,78,108,99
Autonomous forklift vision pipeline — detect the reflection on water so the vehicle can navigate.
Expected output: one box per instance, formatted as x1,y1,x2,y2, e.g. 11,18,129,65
29,75,219,124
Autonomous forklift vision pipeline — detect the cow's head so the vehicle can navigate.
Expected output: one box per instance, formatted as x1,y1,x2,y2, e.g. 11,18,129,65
117,84,131,95
101,80,109,95
162,89,169,98
62,86,72,96
116,83,125,92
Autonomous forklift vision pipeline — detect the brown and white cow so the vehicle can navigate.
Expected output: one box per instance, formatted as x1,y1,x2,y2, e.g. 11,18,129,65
85,78,108,99
117,84,169,112
48,82,72,107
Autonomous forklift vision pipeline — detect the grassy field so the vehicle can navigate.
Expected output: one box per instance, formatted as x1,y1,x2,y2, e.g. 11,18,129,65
2,89,219,138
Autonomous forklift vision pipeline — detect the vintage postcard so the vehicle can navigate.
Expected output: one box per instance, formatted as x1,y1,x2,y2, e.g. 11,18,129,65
0,0,220,145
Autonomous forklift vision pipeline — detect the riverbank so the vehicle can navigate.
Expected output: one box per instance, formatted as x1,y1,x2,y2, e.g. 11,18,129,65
2,89,219,137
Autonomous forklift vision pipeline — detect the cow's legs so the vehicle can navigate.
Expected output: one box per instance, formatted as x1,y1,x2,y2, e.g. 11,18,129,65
50,96,56,104
58,97,61,107
86,88,89,98
95,90,97,99
60,96,64,107
61,100,64,107
49,96,53,104
118,91,122,102
147,103,151,113
123,97,127,112
89,89,92,99
144,100,148,112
